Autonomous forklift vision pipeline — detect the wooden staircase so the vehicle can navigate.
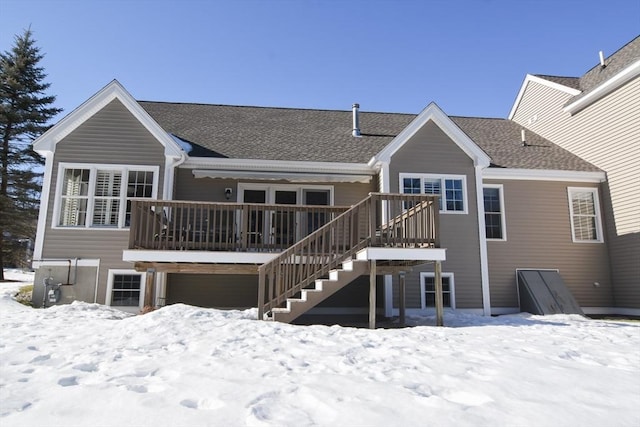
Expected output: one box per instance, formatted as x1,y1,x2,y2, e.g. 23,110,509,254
270,258,368,323
258,193,440,323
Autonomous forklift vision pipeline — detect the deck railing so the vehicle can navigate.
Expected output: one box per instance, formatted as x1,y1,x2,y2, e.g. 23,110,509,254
257,193,440,318
128,199,349,252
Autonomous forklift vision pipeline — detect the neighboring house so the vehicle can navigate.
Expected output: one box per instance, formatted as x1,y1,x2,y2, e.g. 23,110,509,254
509,36,640,314
31,37,637,321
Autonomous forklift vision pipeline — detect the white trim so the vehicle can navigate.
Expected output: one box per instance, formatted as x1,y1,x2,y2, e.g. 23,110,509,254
33,80,184,159
508,74,581,120
399,173,469,214
475,166,491,316
106,269,146,313
194,169,371,183
356,247,446,261
33,152,54,262
372,102,491,168
51,163,159,230
483,183,507,241
564,60,640,114
122,249,279,264
183,157,374,175
483,168,605,183
420,271,455,310
163,155,186,200
32,258,100,268
567,187,604,243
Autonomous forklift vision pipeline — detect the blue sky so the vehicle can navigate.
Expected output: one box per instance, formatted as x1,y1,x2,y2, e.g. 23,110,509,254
1,0,639,121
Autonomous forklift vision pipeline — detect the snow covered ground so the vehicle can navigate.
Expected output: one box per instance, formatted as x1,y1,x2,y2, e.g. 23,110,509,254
1,269,639,427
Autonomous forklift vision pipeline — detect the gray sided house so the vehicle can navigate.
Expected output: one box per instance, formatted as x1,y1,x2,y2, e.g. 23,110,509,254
509,36,640,314
31,38,637,321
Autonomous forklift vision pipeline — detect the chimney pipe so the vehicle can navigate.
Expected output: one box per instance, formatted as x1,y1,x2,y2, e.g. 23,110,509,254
599,51,606,68
521,129,527,147
352,103,361,137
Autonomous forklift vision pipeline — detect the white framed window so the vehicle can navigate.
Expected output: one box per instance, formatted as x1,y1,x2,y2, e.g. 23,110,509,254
400,173,468,213
53,163,159,229
420,272,455,309
483,184,506,240
567,187,604,243
106,270,146,313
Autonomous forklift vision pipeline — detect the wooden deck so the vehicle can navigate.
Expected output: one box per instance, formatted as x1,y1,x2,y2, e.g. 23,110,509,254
127,193,444,327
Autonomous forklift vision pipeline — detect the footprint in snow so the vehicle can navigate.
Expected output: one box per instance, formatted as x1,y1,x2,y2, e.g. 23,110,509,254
58,376,78,387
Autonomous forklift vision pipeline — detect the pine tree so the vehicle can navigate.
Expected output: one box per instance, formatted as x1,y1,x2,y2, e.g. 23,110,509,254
0,28,62,280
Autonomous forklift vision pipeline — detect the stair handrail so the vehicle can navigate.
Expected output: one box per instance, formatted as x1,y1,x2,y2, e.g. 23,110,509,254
258,193,439,319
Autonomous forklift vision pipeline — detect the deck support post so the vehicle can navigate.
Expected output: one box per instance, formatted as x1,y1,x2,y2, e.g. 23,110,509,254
258,268,265,320
144,268,156,309
369,260,377,329
434,260,444,326
399,271,406,327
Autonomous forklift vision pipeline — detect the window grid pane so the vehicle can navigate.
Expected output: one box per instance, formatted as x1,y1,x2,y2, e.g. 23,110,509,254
423,276,451,308
125,170,155,226
445,179,464,211
60,168,90,226
571,191,598,241
112,274,141,307
423,179,442,210
483,187,503,239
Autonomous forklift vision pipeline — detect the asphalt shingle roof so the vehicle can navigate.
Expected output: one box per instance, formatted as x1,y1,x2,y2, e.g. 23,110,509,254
534,75,581,90
532,36,639,104
139,102,600,172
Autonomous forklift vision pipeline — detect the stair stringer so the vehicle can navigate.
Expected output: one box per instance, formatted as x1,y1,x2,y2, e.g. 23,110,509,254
270,259,369,323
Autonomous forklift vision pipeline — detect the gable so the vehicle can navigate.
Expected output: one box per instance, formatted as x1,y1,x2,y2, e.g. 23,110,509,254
54,99,165,163
390,120,474,174
33,80,183,159
372,103,490,169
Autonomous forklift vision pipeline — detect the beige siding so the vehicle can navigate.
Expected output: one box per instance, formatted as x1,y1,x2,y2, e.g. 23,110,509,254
39,99,167,304
167,274,258,308
166,274,383,309
389,120,483,309
174,168,375,205
512,78,640,309
485,179,612,309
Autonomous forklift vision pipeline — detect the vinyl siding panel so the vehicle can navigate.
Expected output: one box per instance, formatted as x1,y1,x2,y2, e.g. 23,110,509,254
40,99,167,304
167,274,258,308
388,120,483,309
485,179,612,309
512,77,639,309
166,274,382,309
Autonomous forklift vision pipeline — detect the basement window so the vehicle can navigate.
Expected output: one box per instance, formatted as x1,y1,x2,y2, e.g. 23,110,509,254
107,270,146,313
420,272,455,309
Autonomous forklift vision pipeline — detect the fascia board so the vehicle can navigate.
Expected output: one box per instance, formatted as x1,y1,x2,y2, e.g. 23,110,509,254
508,74,581,120
483,168,606,183
373,103,491,168
563,60,640,114
181,157,374,175
33,80,184,159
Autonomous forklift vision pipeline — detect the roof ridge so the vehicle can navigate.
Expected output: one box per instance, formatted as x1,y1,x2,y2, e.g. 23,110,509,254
534,73,579,79
138,100,416,116
579,35,640,77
